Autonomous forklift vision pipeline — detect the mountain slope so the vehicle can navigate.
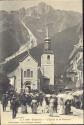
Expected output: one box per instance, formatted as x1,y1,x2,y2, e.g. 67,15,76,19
30,24,80,75
0,2,82,75
4,24,80,75
0,11,37,61
22,2,81,44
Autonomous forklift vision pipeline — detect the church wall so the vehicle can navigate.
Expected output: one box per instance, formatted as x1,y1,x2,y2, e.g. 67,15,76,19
8,66,21,93
41,54,54,86
8,55,38,92
19,55,38,90
41,54,54,65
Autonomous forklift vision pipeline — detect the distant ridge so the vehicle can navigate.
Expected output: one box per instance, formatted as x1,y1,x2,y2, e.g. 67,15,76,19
0,2,82,75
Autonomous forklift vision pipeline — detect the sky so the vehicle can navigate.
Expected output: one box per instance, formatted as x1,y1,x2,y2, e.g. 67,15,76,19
0,0,82,13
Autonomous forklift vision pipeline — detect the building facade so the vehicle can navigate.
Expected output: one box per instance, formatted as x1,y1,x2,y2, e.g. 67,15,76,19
8,54,38,93
5,35,54,93
41,36,54,90
66,36,83,89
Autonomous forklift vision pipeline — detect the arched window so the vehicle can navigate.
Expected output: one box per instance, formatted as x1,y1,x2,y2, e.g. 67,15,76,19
24,71,26,77
47,55,50,60
24,69,33,77
27,69,30,77
31,71,33,77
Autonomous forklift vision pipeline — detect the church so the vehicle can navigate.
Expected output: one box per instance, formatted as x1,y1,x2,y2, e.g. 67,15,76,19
6,34,54,93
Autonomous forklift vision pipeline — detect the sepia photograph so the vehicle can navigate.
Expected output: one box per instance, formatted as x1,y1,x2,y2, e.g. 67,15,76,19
0,0,83,124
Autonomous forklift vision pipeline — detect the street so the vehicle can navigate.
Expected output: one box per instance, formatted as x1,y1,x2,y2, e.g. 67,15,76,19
0,104,83,125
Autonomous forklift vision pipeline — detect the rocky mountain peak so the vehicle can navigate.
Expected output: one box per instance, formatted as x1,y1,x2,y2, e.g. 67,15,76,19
0,2,82,75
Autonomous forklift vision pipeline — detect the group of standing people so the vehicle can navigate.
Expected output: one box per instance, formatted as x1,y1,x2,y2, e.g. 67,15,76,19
1,92,19,118
1,91,72,118
58,98,72,115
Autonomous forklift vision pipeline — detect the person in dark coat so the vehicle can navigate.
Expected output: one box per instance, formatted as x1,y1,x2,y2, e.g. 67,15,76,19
65,100,71,115
20,93,27,114
26,94,32,106
11,95,19,119
53,97,58,113
38,94,43,106
45,97,49,106
49,96,55,116
1,93,8,112
31,97,38,114
11,96,17,118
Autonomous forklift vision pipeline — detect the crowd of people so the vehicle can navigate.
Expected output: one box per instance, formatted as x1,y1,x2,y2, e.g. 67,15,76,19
1,89,73,119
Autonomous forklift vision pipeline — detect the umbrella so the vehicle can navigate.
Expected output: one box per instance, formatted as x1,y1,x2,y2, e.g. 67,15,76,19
73,90,83,96
64,94,74,101
57,94,66,98
52,94,56,98
45,94,51,97
32,99,37,103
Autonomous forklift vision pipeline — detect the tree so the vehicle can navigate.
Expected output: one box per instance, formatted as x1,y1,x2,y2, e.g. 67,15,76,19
0,73,10,94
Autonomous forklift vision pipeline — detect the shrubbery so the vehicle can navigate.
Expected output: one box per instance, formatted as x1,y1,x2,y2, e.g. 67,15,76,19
0,73,10,96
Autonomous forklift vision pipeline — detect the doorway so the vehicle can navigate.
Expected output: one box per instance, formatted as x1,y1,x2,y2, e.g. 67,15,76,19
24,81,31,92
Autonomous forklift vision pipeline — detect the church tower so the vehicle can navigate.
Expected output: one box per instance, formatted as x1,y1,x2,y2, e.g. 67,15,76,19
41,25,54,90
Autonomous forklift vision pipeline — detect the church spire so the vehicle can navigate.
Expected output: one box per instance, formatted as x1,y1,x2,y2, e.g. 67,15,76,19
46,24,49,39
44,23,52,52
45,23,51,41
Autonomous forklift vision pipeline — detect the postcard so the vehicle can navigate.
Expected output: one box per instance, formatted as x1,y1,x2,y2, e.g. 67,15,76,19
0,0,83,124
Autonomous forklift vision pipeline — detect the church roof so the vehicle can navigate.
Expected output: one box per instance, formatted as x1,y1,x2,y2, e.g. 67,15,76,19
4,42,54,74
4,44,43,74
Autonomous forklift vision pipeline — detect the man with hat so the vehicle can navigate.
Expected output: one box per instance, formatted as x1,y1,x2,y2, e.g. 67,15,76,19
10,95,18,118
1,93,8,112
49,96,55,116
31,95,38,114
